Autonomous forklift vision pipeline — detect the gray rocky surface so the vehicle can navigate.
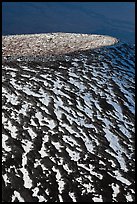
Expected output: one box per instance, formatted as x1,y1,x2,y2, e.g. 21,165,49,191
2,33,118,57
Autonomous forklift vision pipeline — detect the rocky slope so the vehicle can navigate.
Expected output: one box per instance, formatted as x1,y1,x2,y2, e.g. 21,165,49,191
2,34,135,202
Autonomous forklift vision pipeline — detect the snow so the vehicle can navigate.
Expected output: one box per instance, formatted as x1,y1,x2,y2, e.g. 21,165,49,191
104,128,128,171
32,187,47,202
52,166,65,194
12,191,25,202
66,147,80,162
111,183,120,199
20,141,33,189
2,134,11,152
92,195,103,202
3,174,10,186
69,192,77,202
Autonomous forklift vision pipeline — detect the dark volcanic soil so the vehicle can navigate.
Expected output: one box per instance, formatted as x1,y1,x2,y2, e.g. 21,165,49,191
2,42,135,202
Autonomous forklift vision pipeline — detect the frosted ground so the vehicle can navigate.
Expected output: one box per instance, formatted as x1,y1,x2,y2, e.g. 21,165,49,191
2,33,135,202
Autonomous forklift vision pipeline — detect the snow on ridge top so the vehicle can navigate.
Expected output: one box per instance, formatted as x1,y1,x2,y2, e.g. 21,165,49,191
2,32,118,57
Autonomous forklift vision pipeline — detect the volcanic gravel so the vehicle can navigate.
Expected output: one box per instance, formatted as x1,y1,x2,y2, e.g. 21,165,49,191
2,33,118,58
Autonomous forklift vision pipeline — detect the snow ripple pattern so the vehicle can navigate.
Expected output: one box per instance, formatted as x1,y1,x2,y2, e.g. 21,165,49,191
2,43,135,202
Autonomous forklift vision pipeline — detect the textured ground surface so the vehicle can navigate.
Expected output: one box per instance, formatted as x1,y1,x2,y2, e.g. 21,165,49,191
2,33,117,57
2,34,135,202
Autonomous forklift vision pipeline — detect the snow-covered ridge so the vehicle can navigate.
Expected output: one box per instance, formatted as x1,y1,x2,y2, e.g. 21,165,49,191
2,40,134,202
2,32,118,57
